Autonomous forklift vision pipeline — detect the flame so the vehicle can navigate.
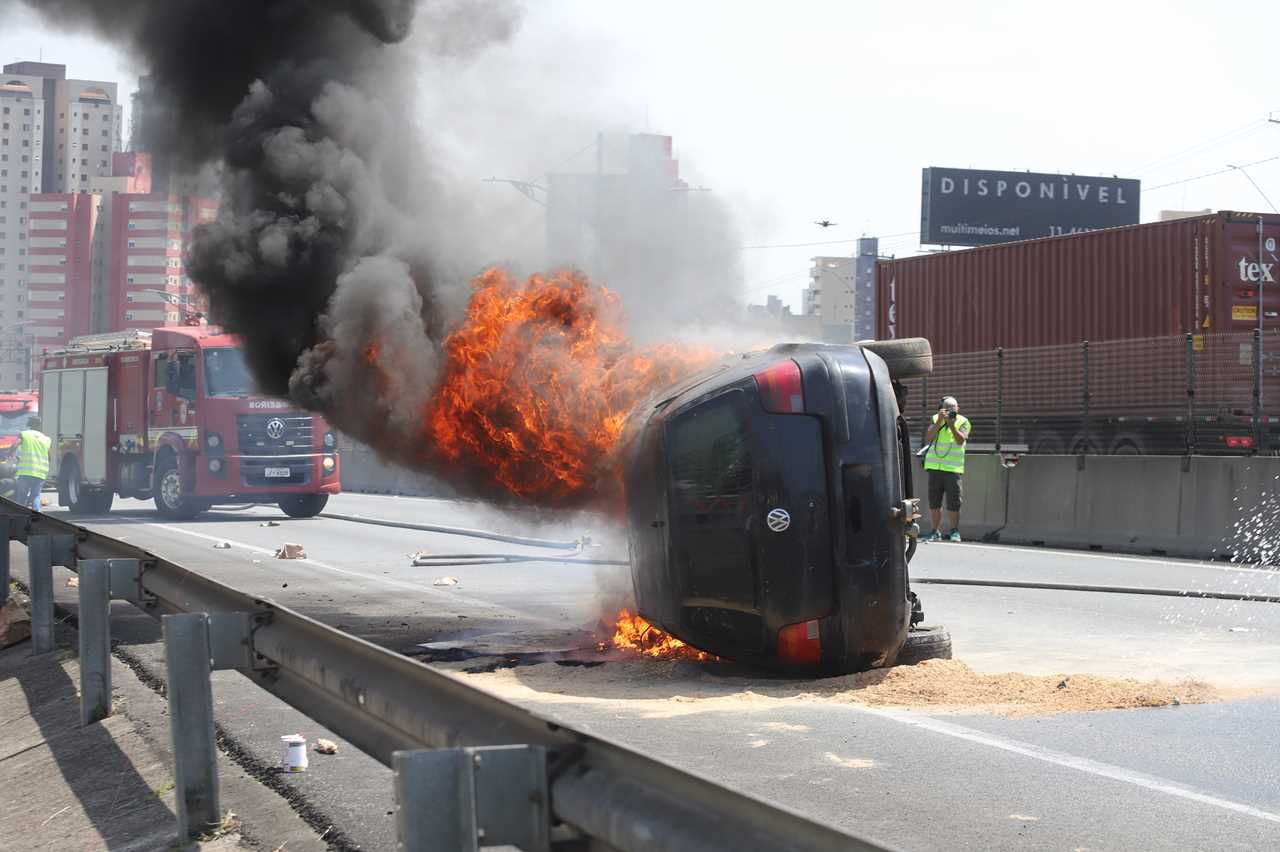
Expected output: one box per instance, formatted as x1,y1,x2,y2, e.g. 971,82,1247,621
424,267,710,504
604,608,714,662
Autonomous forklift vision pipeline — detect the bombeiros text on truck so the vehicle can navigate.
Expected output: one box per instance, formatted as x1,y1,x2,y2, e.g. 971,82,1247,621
40,326,340,518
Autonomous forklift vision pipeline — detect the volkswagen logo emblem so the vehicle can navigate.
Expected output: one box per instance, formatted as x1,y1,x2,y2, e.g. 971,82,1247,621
266,417,287,440
766,508,791,533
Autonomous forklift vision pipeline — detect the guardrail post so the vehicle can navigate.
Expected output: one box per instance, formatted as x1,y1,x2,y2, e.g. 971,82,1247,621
77,560,112,725
28,535,53,654
394,745,550,852
162,613,221,839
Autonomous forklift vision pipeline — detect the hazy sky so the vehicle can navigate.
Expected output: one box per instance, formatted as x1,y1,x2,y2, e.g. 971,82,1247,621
4,0,1279,310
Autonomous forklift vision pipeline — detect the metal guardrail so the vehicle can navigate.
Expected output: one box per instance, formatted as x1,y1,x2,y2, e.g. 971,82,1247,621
0,497,890,851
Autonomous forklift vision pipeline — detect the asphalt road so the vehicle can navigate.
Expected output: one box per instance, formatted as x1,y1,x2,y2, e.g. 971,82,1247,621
18,492,1280,851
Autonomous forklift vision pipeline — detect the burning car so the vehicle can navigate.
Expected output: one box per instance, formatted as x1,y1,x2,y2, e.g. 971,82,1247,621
623,339,948,673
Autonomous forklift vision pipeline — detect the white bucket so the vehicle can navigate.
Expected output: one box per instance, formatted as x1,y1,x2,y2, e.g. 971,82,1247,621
281,734,308,772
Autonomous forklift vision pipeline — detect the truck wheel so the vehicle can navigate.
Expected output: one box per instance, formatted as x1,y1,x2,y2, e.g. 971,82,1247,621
858,338,933,380
278,493,329,518
60,458,98,516
896,625,952,666
154,456,204,520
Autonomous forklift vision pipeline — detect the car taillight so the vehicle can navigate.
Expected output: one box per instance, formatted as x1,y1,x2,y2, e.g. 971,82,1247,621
754,360,805,413
1225,435,1254,449
777,619,821,665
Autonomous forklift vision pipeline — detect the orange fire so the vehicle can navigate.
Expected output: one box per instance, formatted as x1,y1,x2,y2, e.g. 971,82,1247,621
425,267,710,504
605,608,714,662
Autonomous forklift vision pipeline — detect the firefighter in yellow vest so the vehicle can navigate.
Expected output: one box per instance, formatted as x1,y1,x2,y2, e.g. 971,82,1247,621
923,397,971,542
15,415,51,511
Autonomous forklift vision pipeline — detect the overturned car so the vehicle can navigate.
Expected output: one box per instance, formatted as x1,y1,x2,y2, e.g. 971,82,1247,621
623,339,949,674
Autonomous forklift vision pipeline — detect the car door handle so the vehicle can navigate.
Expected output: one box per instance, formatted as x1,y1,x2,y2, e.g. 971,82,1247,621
650,520,665,528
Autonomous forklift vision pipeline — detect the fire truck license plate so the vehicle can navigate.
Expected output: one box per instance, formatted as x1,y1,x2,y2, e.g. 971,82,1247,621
265,467,291,478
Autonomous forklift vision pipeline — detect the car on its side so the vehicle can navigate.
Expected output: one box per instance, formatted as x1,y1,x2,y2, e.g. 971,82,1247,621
623,339,948,673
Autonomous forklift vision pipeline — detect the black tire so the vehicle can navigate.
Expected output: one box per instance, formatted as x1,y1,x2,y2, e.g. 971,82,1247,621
85,488,115,514
858,338,933,380
61,458,98,516
278,493,329,518
896,625,952,666
153,454,204,520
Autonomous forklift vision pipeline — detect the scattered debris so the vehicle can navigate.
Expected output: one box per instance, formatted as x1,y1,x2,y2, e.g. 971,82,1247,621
260,520,280,527
282,583,289,589
1227,627,1251,633
314,738,339,755
281,734,308,771
433,576,460,587
1056,679,1068,690
213,540,232,549
1009,814,1039,822
824,753,877,769
66,577,79,589
0,596,31,648
252,559,262,565
275,543,307,560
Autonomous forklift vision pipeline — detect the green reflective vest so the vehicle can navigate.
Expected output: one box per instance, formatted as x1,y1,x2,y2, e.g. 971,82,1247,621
924,413,971,474
16,429,51,480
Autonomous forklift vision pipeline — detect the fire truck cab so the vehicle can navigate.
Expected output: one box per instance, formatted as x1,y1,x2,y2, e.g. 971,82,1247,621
40,327,341,518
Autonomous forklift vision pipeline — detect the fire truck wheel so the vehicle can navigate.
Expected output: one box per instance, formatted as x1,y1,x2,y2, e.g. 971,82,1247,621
60,458,104,516
278,493,329,518
895,625,952,666
154,455,205,520
857,338,933,380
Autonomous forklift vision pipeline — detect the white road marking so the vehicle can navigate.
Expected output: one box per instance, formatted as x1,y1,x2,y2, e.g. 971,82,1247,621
148,522,526,617
863,707,1280,825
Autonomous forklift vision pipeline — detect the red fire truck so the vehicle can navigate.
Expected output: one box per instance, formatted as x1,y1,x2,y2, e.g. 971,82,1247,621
39,327,340,518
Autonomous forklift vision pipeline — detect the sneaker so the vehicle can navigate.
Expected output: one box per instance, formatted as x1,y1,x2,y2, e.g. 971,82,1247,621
924,530,942,543
948,529,962,543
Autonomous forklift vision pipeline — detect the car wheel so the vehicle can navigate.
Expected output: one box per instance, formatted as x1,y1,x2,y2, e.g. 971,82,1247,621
858,338,933,380
896,624,952,666
154,455,204,520
278,493,329,518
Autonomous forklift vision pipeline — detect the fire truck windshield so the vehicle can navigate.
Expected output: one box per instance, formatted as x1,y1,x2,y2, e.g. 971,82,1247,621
0,410,36,436
203,347,257,397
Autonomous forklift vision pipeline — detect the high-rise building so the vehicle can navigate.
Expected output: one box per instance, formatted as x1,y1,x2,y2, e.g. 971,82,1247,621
102,188,213,333
3,63,124,195
1,62,124,385
806,256,856,344
544,133,742,320
0,71,48,387
802,238,881,344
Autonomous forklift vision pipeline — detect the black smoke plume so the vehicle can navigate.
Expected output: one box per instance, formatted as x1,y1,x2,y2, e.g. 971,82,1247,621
13,0,520,463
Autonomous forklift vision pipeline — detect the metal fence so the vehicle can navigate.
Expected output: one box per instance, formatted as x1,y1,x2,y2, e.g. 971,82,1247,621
899,330,1280,455
0,499,887,852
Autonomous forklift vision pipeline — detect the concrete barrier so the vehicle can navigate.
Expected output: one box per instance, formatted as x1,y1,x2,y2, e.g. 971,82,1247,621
918,453,1280,561
337,440,454,499
342,431,1274,561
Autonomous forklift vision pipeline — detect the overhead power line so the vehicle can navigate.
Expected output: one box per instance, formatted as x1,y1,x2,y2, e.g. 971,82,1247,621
1143,154,1280,193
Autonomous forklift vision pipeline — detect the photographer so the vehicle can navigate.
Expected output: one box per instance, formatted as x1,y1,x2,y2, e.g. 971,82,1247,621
923,396,971,542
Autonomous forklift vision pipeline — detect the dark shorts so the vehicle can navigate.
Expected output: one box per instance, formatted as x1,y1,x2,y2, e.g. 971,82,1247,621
927,469,962,511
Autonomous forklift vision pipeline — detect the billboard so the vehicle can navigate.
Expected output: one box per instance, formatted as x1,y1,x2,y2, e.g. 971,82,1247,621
921,167,1140,247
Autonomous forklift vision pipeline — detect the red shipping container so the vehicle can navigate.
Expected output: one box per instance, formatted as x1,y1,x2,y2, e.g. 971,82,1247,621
876,211,1280,355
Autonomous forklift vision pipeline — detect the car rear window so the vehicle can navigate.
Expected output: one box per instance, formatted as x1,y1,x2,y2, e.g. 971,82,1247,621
669,390,753,511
